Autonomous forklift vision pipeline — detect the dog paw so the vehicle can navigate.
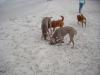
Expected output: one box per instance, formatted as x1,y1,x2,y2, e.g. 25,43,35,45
71,46,74,49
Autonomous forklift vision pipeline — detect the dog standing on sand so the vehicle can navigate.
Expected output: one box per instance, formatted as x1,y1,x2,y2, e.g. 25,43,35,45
51,16,64,31
41,17,52,40
77,14,86,27
49,26,77,48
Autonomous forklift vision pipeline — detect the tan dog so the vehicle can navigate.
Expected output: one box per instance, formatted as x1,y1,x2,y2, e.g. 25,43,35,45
49,26,77,48
77,14,86,27
50,16,64,31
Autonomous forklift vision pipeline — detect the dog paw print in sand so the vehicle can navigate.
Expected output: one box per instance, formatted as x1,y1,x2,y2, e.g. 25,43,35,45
0,70,6,74
9,17,17,22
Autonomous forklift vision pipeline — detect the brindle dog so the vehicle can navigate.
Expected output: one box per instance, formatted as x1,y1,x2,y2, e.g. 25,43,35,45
49,26,77,48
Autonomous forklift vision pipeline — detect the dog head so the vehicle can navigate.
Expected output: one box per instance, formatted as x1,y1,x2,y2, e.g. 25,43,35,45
77,14,82,21
49,38,56,45
49,37,64,45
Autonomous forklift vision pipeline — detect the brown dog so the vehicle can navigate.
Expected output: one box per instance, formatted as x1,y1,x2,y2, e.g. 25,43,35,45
49,26,77,48
50,16,64,31
77,14,86,27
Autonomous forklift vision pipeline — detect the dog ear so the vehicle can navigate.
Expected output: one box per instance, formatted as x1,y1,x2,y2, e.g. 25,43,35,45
60,15,63,17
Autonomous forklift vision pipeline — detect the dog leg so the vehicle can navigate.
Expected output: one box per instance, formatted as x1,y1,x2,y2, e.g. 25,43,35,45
84,21,86,27
68,34,74,48
71,38,74,48
67,41,71,45
50,28,53,35
67,34,71,45
44,34,47,40
70,34,75,48
57,32,64,45
83,20,86,28
82,21,83,28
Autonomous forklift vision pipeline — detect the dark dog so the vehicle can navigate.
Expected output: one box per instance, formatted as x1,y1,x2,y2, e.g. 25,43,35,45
49,26,77,48
77,14,86,27
41,17,52,40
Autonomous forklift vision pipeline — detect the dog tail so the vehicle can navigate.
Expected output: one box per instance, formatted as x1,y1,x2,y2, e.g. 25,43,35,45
61,16,64,21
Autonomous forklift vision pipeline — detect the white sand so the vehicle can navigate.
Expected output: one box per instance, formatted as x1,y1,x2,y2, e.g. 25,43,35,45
0,0,100,75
